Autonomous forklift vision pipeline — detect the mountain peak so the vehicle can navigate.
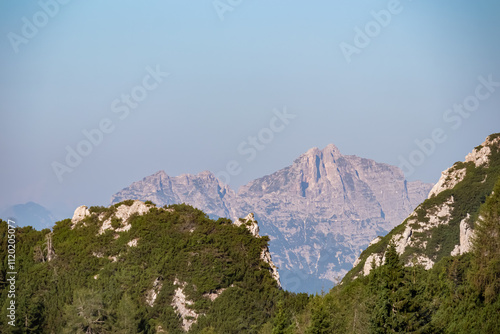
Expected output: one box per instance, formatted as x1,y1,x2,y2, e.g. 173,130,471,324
323,143,340,154
152,170,167,176
304,146,321,156
302,144,341,158
1,202,55,230
197,170,217,179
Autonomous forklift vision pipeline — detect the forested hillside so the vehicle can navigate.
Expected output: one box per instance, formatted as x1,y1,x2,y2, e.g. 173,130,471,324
0,203,307,333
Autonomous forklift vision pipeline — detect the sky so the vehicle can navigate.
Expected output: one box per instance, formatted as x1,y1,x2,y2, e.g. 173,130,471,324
1,0,499,221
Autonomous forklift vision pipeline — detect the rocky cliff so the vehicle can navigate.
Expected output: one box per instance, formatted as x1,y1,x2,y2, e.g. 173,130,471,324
111,144,432,293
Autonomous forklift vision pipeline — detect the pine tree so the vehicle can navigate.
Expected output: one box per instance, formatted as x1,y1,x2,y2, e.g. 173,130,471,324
272,300,295,334
112,293,142,334
306,299,332,334
371,243,432,333
62,288,108,334
472,178,500,303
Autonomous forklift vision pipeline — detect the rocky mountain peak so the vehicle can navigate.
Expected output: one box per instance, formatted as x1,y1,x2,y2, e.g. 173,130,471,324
429,134,500,199
295,144,342,171
198,170,216,178
233,213,260,237
465,134,500,167
301,143,341,158
71,205,90,227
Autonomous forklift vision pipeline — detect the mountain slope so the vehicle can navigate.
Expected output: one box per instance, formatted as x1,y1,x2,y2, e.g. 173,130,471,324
0,201,288,333
111,144,432,293
348,133,500,280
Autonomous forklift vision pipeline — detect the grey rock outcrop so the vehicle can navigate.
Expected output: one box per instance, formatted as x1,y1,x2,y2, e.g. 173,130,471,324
171,279,199,332
71,205,90,227
111,144,432,293
428,135,500,199
45,232,56,262
394,226,413,255
100,200,150,234
451,214,474,256
233,213,260,237
363,253,384,276
146,277,163,307
260,246,281,288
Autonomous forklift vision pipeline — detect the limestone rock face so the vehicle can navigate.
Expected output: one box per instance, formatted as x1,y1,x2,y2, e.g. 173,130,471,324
465,135,500,167
171,279,198,332
411,255,434,270
451,214,474,256
428,135,500,199
71,206,90,227
45,232,56,262
110,144,432,293
363,253,384,276
428,168,466,199
260,246,281,288
71,201,153,238
100,200,150,234
360,196,456,276
146,277,163,307
233,213,260,237
394,226,413,255
459,216,474,254
369,236,382,247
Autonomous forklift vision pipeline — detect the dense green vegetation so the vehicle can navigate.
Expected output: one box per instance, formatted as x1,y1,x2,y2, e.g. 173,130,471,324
0,203,308,333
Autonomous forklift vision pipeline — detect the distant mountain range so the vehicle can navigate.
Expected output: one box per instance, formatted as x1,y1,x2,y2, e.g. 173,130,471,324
111,144,432,293
1,201,55,230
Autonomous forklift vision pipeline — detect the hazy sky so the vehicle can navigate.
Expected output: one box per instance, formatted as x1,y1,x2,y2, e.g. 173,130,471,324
1,0,499,220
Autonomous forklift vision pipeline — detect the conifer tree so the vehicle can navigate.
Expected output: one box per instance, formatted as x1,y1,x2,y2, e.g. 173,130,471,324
62,288,108,334
306,299,332,334
371,243,432,333
472,178,500,303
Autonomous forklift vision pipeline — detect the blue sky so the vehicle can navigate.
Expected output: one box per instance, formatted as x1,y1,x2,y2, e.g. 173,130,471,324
1,0,499,220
